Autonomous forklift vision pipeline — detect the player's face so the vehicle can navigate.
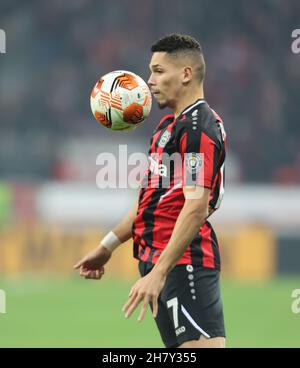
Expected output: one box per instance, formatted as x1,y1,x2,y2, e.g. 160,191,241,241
148,52,184,109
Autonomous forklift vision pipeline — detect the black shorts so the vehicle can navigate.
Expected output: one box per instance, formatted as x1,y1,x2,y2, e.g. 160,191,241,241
138,261,226,348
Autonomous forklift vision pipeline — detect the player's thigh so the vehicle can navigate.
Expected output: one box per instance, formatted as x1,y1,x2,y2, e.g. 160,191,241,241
160,265,226,347
138,261,178,348
179,335,225,348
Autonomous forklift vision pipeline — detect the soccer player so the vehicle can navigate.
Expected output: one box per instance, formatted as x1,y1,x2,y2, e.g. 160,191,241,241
74,33,227,348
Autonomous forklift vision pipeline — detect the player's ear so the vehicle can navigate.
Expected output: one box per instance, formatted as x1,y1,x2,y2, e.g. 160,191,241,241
182,66,193,85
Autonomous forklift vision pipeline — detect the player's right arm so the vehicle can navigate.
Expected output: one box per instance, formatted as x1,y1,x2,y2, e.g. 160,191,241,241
73,202,138,279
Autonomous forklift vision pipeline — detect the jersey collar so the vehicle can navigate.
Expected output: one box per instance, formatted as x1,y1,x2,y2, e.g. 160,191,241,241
177,98,206,119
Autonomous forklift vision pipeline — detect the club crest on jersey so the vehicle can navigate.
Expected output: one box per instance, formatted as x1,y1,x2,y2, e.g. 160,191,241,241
185,153,203,174
158,130,171,148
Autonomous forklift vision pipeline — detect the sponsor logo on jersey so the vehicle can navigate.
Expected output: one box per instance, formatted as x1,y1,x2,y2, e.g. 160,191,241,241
149,155,167,177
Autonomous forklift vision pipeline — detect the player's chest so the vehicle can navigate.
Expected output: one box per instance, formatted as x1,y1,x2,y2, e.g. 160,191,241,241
149,125,177,154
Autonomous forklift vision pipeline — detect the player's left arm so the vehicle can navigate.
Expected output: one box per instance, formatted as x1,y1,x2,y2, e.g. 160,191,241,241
122,186,210,322
153,186,210,274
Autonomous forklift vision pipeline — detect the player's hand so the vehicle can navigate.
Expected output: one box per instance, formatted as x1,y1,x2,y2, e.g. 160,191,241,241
73,245,112,280
122,270,166,322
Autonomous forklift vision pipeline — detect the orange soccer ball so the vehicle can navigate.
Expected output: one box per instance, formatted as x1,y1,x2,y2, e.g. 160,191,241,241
90,70,152,131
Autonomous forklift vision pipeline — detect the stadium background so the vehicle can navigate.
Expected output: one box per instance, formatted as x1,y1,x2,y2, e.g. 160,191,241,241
0,0,300,347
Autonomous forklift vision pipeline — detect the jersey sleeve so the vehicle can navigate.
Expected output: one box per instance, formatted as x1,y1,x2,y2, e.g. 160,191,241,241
175,119,221,189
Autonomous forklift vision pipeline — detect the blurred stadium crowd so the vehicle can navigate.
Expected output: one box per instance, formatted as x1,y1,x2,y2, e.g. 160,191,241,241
0,0,300,183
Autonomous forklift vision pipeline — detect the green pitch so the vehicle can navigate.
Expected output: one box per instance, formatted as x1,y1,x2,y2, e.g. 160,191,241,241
0,276,299,347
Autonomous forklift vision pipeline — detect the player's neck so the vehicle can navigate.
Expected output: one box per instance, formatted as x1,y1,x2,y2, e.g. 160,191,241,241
173,86,204,119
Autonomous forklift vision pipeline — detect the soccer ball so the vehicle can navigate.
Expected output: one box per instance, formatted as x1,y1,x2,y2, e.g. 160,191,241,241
90,70,152,131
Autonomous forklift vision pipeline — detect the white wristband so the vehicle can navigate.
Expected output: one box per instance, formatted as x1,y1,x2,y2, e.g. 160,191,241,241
100,231,121,252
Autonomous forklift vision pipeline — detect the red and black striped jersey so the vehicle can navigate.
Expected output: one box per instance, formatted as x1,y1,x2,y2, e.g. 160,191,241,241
132,99,227,269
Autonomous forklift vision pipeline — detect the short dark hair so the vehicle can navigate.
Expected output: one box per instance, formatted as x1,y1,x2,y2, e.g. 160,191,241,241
151,33,203,54
151,33,205,83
